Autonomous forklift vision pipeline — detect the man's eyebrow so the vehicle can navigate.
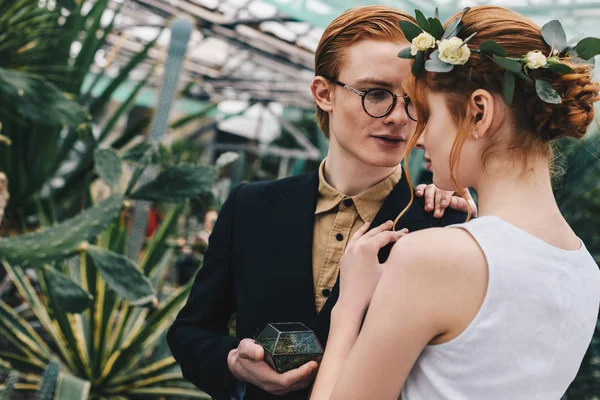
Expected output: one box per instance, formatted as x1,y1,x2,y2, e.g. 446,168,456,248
354,78,393,88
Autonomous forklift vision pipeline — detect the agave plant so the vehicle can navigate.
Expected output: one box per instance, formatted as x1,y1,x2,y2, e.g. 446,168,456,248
0,0,216,234
0,148,215,398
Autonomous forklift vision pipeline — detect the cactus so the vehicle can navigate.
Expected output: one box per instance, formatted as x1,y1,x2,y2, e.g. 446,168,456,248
37,359,60,400
94,148,123,191
0,370,18,400
0,193,125,267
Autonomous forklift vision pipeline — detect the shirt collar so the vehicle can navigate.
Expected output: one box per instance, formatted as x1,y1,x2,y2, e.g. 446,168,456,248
315,159,402,222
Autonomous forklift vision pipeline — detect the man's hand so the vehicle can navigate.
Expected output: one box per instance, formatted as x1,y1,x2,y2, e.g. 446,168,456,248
416,184,477,218
228,338,319,396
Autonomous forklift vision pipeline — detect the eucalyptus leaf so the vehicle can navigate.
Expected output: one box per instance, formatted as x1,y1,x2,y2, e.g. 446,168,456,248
576,37,600,60
480,40,507,57
43,266,92,314
442,7,470,40
428,17,444,40
492,55,523,74
547,63,573,74
412,50,425,75
398,47,414,59
535,79,562,104
425,51,454,72
400,21,423,43
502,70,516,106
94,148,123,190
86,245,157,306
415,10,430,32
130,164,217,203
541,20,568,51
459,32,478,48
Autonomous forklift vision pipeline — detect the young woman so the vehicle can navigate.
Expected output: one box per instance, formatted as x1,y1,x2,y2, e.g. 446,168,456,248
310,6,600,399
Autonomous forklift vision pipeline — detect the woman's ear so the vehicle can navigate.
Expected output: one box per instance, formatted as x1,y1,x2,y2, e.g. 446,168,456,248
469,89,495,139
311,76,334,112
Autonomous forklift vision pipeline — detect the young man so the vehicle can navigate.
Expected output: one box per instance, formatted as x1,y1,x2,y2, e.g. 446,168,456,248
167,6,471,400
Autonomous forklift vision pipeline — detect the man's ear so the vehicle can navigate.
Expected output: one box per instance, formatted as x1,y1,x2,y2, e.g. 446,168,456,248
311,76,334,112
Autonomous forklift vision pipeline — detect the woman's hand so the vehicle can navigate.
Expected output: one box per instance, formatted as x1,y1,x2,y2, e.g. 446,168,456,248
336,220,408,315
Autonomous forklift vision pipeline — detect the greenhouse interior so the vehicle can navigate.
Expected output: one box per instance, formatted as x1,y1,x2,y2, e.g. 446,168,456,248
0,0,599,398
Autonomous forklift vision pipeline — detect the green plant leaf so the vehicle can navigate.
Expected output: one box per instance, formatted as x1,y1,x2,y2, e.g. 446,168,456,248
86,245,157,306
0,300,51,362
424,51,454,72
127,387,210,399
94,148,123,191
442,7,469,40
400,21,423,43
53,371,90,400
412,50,425,75
101,282,192,380
428,17,444,40
479,40,507,57
0,68,89,127
397,47,414,59
541,20,568,51
0,194,124,266
576,37,600,60
139,204,185,276
0,353,45,374
130,165,217,203
43,266,93,314
503,70,516,106
547,63,573,74
492,55,523,74
536,79,562,104
415,10,430,32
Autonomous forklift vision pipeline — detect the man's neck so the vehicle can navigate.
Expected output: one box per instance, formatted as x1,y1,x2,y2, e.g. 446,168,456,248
322,155,400,197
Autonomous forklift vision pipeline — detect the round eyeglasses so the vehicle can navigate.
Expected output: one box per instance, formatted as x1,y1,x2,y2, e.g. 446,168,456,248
324,77,418,121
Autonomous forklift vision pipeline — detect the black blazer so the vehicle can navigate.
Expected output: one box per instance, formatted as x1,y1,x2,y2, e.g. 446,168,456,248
167,170,467,400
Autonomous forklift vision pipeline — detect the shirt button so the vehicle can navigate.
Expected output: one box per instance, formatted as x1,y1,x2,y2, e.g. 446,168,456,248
343,199,353,207
336,233,344,241
322,289,331,297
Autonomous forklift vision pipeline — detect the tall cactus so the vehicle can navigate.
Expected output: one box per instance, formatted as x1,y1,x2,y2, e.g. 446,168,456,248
128,16,194,259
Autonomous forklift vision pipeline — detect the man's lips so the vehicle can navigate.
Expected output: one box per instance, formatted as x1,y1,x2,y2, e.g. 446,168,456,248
371,135,407,148
424,156,432,171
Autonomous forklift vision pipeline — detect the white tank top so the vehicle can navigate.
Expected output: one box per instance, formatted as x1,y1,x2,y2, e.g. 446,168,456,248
401,216,600,400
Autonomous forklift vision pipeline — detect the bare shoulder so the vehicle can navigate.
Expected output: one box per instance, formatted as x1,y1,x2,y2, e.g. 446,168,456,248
382,227,488,339
387,227,485,273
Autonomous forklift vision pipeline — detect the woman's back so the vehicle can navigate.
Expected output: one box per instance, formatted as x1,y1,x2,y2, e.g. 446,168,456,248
402,216,600,400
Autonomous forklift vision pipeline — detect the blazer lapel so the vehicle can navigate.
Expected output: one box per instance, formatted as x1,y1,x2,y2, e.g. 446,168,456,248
266,171,320,324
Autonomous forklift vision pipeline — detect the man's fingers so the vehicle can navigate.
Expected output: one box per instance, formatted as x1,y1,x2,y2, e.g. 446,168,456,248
415,184,427,197
238,339,264,361
278,361,318,387
435,190,453,211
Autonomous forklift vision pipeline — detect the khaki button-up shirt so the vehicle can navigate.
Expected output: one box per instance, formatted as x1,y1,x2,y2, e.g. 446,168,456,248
312,159,401,312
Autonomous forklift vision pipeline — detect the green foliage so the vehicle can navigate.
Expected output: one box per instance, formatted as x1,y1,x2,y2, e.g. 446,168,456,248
0,149,215,398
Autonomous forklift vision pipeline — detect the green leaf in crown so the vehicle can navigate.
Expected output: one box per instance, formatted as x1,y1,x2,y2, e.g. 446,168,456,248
397,8,600,106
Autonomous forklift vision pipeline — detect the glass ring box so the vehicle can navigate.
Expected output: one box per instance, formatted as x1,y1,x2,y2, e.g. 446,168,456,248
255,322,324,373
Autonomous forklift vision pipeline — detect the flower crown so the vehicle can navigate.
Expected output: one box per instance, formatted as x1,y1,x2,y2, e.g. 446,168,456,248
398,8,600,105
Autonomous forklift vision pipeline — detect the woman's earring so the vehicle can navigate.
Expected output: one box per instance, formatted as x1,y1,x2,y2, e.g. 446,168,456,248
474,130,479,139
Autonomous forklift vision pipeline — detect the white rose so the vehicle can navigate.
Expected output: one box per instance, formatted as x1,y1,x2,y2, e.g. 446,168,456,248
437,37,471,65
410,32,437,56
525,50,547,69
